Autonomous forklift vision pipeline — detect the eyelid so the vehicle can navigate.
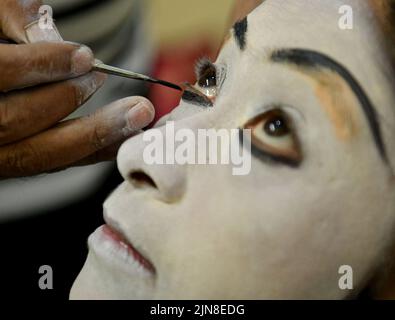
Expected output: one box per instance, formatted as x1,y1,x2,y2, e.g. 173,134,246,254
246,105,305,130
194,57,215,82
243,107,303,167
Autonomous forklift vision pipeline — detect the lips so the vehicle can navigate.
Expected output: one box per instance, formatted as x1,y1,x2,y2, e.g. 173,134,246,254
90,224,155,274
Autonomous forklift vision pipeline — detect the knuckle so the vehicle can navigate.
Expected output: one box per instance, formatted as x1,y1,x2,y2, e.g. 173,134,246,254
90,117,107,151
3,145,27,175
32,45,56,77
4,142,48,175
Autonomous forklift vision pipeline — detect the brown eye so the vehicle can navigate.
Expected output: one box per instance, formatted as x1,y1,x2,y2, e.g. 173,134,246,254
198,66,217,88
244,109,302,165
195,58,218,99
264,114,290,137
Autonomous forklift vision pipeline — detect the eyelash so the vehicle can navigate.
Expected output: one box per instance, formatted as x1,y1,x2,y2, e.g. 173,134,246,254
194,58,228,102
194,57,216,81
196,58,228,87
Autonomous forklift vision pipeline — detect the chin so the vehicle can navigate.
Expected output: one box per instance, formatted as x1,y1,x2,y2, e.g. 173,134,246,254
70,251,156,300
70,224,157,300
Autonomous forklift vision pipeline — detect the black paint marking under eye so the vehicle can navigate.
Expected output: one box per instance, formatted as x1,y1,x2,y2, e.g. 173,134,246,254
238,129,301,168
233,17,248,50
271,49,389,165
181,84,213,107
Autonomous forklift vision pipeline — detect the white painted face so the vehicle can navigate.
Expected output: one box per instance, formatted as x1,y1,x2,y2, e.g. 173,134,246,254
71,0,395,299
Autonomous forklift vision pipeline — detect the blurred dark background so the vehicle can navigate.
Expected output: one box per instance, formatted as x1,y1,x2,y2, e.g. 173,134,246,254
0,166,122,299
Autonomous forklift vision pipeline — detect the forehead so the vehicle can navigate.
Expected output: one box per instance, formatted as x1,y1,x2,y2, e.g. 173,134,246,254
218,1,393,107
244,1,375,59
223,0,383,106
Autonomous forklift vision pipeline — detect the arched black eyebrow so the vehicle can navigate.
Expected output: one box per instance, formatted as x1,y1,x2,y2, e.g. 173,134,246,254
271,49,389,164
233,17,248,50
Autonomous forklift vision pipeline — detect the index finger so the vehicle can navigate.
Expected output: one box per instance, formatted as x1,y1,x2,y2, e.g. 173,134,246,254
0,97,155,178
0,42,94,92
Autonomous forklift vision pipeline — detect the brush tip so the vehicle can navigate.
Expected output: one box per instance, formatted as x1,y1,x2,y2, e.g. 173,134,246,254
156,80,183,91
181,83,213,107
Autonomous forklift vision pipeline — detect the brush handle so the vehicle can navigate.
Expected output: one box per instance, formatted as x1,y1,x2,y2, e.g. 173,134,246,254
92,60,182,91
92,60,151,81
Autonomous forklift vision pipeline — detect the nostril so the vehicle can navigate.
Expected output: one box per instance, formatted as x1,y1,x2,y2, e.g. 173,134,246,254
129,171,157,189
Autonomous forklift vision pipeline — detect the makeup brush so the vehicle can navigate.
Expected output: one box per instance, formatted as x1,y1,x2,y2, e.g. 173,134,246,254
180,83,213,107
92,60,183,91
93,61,213,107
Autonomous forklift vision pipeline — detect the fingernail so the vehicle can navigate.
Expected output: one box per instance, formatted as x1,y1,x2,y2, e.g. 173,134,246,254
94,72,107,86
74,72,107,104
24,20,63,43
126,102,155,132
71,46,94,76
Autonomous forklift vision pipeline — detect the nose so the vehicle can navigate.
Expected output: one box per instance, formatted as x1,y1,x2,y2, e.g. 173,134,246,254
117,125,187,204
118,99,215,203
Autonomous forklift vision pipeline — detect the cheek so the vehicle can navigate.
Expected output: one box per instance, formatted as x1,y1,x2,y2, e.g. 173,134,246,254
207,167,373,279
159,169,351,297
165,101,207,122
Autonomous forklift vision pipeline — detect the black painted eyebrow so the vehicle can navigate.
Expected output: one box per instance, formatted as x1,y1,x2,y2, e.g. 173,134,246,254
271,49,388,164
233,17,248,50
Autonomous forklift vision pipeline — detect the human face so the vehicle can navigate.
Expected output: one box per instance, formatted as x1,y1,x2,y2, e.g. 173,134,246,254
71,0,395,299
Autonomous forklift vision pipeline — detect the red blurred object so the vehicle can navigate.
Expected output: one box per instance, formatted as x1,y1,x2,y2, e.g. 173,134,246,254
149,40,216,125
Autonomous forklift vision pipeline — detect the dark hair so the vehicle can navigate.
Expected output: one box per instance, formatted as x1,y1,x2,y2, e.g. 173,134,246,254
370,0,395,73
